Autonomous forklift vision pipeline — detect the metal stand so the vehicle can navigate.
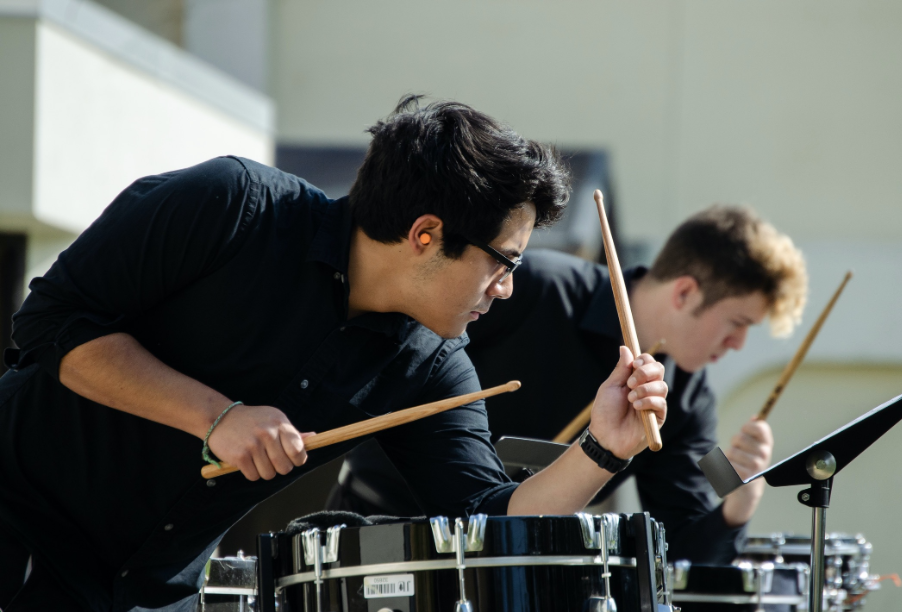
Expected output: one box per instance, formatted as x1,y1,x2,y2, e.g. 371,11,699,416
797,450,836,611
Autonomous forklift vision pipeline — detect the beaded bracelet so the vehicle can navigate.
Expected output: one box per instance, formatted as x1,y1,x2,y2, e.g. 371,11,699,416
202,401,244,468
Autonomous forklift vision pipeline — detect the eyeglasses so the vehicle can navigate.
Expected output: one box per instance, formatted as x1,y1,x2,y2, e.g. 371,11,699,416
469,239,522,282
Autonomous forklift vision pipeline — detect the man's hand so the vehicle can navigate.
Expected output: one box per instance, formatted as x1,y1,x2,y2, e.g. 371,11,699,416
207,405,313,481
588,346,667,460
722,417,773,526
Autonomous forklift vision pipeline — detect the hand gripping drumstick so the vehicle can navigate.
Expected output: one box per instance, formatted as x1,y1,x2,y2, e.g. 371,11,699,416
552,339,665,444
201,380,521,478
594,190,663,452
758,271,852,421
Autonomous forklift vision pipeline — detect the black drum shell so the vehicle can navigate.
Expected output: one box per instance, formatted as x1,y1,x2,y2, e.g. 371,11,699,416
274,514,658,612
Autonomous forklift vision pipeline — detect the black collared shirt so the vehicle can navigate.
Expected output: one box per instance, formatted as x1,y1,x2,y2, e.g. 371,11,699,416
467,249,744,563
0,157,516,611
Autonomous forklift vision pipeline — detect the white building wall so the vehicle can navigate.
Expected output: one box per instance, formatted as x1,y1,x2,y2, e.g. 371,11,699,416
31,19,273,233
0,0,275,280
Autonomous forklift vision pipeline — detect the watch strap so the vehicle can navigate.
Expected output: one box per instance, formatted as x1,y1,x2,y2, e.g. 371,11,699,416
578,428,632,473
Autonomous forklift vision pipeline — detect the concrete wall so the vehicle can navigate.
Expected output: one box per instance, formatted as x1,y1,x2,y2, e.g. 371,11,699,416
30,19,273,233
0,0,275,279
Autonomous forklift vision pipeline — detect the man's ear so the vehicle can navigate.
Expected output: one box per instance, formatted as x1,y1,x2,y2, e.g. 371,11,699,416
407,214,444,255
671,275,702,312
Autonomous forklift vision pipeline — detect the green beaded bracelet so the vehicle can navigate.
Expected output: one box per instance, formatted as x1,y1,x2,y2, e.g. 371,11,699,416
202,401,244,468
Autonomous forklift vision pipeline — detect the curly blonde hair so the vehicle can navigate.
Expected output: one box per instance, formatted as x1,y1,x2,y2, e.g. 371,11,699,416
649,205,807,337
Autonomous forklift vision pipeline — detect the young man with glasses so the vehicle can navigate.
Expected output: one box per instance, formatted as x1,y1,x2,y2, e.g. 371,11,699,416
328,205,807,565
0,96,666,611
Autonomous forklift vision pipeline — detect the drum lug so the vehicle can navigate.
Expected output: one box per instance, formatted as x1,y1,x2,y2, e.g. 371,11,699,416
300,524,345,566
429,515,486,611
429,514,487,554
297,525,346,612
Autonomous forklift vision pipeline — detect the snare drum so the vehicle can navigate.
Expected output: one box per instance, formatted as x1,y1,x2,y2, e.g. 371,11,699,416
670,561,808,611
740,533,879,610
257,512,675,612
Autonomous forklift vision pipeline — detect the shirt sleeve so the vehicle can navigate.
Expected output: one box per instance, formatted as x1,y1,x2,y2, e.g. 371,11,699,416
374,340,518,518
11,156,260,381
630,378,744,564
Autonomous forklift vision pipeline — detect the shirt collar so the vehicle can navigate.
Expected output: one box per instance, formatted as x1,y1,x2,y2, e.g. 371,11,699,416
306,195,353,274
305,196,413,340
578,266,648,339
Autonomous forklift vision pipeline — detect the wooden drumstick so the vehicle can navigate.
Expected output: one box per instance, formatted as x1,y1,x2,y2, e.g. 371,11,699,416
758,271,852,421
595,190,663,451
552,338,665,444
201,380,522,478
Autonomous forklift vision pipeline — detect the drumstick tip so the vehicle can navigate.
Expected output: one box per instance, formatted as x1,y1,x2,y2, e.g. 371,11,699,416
593,189,603,205
507,380,522,391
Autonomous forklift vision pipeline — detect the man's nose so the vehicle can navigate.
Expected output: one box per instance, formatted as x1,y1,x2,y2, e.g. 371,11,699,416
487,274,514,300
727,327,748,351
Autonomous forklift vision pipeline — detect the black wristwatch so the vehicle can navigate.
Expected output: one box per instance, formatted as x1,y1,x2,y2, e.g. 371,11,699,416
578,428,632,473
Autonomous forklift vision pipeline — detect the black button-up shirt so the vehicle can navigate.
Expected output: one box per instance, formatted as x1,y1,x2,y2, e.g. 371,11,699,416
467,249,744,563
0,157,516,611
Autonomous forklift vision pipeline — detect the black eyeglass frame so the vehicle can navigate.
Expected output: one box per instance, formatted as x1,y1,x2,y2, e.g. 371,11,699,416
468,239,522,282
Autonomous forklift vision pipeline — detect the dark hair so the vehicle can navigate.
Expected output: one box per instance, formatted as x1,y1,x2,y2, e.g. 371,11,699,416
349,95,570,258
648,205,807,336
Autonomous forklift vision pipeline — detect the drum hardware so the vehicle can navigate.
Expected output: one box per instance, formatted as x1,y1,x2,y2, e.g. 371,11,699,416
429,514,487,612
669,560,808,610
654,522,673,608
699,392,902,612
298,524,345,612
577,512,618,611
741,533,882,610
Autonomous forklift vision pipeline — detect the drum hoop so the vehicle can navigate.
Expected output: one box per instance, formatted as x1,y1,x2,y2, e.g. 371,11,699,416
672,593,806,605
275,554,637,591
743,543,862,556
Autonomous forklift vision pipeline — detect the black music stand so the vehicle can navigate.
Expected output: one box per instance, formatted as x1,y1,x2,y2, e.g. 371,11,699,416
494,436,568,476
698,393,902,611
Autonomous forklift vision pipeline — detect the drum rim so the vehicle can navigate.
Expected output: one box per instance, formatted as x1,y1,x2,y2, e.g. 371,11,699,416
275,553,637,591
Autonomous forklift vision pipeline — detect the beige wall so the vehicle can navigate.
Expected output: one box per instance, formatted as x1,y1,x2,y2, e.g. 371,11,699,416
272,0,902,243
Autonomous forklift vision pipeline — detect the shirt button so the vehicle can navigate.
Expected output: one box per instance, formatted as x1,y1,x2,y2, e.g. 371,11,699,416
299,379,309,389
339,327,346,332
164,524,174,531
333,272,341,280
121,570,129,577
207,479,217,487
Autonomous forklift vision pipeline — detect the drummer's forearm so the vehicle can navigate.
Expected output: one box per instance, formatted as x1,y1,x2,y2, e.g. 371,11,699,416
507,443,613,515
59,332,230,438
722,479,765,527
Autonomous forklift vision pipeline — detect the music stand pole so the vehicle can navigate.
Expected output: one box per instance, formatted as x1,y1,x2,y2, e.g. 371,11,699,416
797,450,836,611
